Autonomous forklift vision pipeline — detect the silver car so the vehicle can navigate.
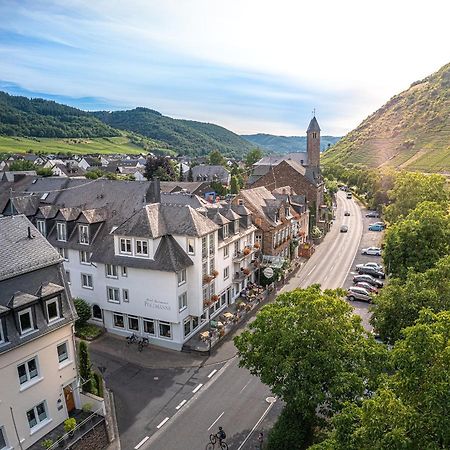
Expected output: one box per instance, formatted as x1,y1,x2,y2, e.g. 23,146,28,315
347,286,372,303
361,247,382,256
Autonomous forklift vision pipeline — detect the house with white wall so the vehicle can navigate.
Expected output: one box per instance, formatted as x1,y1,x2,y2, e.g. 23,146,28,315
0,215,79,450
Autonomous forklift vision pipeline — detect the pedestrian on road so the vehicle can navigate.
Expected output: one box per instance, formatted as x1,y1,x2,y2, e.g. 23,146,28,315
257,431,264,449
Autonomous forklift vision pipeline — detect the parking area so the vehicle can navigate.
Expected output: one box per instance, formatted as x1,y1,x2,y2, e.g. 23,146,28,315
343,204,384,330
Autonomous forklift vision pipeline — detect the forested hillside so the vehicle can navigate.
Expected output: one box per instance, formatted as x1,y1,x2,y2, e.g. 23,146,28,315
92,108,256,157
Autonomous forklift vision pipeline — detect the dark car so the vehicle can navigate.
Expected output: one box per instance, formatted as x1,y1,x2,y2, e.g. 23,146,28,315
356,265,385,279
353,274,384,288
365,211,380,218
344,211,350,216
354,281,378,293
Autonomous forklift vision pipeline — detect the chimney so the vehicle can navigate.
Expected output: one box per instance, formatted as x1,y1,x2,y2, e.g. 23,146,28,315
145,178,161,204
27,226,34,239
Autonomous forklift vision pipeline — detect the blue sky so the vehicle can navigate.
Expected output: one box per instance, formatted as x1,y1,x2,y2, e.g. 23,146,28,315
1,0,449,136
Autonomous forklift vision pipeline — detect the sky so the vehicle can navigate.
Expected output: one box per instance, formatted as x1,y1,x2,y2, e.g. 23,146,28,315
0,0,449,136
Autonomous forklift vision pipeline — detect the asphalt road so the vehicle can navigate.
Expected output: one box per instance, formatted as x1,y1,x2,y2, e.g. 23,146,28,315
132,191,380,450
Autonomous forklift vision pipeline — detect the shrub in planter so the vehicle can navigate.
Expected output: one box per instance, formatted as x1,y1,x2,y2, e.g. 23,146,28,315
243,247,251,255
211,269,219,278
41,439,53,449
211,295,219,303
243,268,251,275
253,242,260,249
64,417,77,436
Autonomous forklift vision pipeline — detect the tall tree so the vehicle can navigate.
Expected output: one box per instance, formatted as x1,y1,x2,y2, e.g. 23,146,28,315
383,201,450,278
230,176,240,195
384,171,448,223
208,149,226,166
178,162,184,181
187,166,194,182
144,156,176,181
245,148,263,167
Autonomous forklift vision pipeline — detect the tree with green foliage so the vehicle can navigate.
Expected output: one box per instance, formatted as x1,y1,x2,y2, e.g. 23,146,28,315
78,341,93,393
315,310,450,450
85,169,104,179
245,148,263,167
208,149,226,166
230,176,240,195
234,286,387,448
383,201,450,279
8,160,35,171
144,156,176,181
210,181,227,197
73,298,91,327
187,166,193,182
36,167,53,177
371,255,450,344
178,162,184,181
384,171,448,223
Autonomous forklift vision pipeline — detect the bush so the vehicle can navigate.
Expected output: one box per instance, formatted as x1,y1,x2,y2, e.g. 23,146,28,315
75,324,103,341
82,402,93,413
41,439,53,449
73,298,91,327
92,372,104,398
63,418,76,434
78,341,92,393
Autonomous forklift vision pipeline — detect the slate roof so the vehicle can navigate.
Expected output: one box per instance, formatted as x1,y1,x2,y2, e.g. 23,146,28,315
160,181,208,195
237,187,282,226
161,192,208,209
0,215,61,282
307,116,321,133
191,165,230,183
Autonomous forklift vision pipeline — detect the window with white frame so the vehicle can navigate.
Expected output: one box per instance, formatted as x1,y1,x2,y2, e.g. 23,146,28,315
26,402,48,430
120,238,132,254
56,222,67,242
57,247,68,261
285,207,290,217
209,233,215,255
177,269,186,286
79,224,89,244
92,305,102,320
128,315,139,331
65,270,71,284
135,239,148,256
201,236,207,259
36,220,46,236
122,289,129,302
202,261,208,276
79,250,90,264
107,287,120,303
187,238,195,255
113,313,124,328
234,219,239,234
105,264,118,278
121,266,128,277
18,309,34,334
143,318,155,335
178,292,187,311
17,357,39,385
209,257,215,274
234,241,239,257
255,234,262,244
223,224,229,239
202,286,209,301
159,321,172,339
0,426,8,449
46,298,60,322
81,273,93,289
223,244,229,258
57,342,69,363
223,266,229,280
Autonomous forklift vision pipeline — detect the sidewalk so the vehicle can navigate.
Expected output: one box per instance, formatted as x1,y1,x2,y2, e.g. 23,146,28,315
89,258,309,371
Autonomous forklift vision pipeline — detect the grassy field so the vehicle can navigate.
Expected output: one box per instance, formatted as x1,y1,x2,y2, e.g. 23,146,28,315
0,136,147,155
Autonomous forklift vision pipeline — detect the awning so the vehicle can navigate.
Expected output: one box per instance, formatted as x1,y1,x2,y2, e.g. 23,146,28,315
261,255,286,269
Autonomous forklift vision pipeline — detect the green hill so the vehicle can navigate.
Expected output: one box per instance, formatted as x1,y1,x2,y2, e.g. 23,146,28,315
322,62,450,173
241,133,341,153
92,108,256,157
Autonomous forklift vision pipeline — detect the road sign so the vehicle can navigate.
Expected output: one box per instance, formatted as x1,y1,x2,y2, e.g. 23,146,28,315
263,267,274,279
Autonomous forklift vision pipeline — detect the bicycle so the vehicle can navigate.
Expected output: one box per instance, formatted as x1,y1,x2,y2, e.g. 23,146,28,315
206,433,228,450
137,337,149,352
126,333,138,345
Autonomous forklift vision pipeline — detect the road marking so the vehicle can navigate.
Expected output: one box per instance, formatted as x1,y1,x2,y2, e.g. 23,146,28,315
208,369,218,378
192,383,203,393
207,411,225,431
237,399,277,450
306,264,317,277
156,417,170,429
175,399,187,410
134,436,149,449
239,379,252,393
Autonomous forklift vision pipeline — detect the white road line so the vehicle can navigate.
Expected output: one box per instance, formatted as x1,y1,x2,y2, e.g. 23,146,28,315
207,411,225,431
175,399,187,410
192,383,203,393
237,400,277,450
134,436,149,449
239,379,252,393
306,264,317,277
156,417,170,429
208,369,218,378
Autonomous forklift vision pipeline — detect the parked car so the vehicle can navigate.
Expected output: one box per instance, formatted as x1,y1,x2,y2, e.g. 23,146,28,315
347,286,372,303
361,247,382,256
373,221,386,227
356,262,383,271
355,281,378,293
340,225,348,233
344,211,350,216
346,193,352,199
353,274,384,288
368,223,384,232
356,265,385,279
365,211,380,218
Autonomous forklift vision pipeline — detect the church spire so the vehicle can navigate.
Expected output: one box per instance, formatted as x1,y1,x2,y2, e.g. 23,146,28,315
307,116,321,133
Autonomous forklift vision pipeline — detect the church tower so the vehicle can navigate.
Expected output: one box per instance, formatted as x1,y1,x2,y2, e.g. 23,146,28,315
306,115,321,169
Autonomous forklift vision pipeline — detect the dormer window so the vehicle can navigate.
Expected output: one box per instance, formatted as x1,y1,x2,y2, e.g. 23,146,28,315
46,298,60,323
135,240,148,257
36,220,46,236
18,308,34,335
56,222,67,242
79,225,89,245
223,224,229,239
187,238,195,255
120,238,132,254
